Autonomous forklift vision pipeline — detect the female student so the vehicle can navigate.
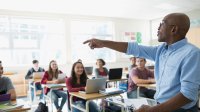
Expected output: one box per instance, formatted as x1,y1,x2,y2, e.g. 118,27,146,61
41,60,67,112
66,61,99,112
94,59,109,78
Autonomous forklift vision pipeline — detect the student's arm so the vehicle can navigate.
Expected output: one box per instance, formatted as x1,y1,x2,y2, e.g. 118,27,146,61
6,78,16,100
7,89,16,100
130,69,154,84
136,93,191,112
41,72,58,84
83,39,128,53
66,78,85,92
25,69,32,79
131,75,154,84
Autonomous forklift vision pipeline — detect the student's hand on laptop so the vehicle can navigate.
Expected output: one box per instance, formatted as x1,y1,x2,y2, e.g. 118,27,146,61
83,38,104,49
135,104,151,112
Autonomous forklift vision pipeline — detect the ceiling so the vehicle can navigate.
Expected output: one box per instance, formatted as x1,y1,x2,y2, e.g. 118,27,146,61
0,0,200,20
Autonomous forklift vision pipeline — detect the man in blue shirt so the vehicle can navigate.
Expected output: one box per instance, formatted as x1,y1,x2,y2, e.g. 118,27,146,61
83,13,200,112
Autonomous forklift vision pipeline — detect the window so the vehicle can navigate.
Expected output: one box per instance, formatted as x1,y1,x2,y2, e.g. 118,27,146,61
71,20,115,63
0,16,66,66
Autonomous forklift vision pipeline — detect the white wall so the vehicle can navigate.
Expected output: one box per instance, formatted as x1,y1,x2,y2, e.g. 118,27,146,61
0,9,151,75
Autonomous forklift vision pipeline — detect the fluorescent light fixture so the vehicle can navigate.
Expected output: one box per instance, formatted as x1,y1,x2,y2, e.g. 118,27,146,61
155,3,179,10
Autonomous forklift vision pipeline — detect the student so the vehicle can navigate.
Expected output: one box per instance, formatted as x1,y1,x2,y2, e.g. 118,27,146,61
25,60,45,101
0,65,16,100
129,56,136,71
94,59,109,79
66,61,99,112
127,57,155,99
41,60,67,112
83,13,200,112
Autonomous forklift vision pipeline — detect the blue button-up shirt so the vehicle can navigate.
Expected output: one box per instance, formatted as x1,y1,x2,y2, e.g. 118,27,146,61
126,38,200,109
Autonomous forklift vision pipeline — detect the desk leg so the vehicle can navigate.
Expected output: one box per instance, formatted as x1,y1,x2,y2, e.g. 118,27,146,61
137,87,140,98
86,100,90,112
50,90,53,112
70,95,73,112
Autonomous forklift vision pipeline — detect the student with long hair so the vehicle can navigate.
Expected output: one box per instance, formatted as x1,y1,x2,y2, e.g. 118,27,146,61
66,61,99,112
94,59,108,78
41,60,67,112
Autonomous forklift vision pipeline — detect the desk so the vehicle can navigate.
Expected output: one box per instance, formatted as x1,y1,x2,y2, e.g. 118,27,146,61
42,83,66,112
137,84,156,98
0,99,31,112
70,92,123,112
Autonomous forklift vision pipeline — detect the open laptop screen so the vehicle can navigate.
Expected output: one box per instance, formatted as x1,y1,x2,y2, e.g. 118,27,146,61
108,68,123,80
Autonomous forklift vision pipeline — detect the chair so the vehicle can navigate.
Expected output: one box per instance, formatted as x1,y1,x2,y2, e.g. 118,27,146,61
28,72,44,103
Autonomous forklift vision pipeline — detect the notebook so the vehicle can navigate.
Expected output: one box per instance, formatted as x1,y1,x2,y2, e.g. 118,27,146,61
108,68,123,80
0,94,11,104
79,78,106,94
99,88,124,95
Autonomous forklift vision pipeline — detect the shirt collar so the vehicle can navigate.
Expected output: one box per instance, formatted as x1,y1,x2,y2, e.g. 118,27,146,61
163,38,187,51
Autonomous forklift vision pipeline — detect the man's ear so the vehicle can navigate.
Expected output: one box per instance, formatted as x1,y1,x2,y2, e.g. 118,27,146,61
171,26,178,34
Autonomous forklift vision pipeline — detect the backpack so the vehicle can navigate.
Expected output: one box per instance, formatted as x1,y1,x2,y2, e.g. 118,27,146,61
35,102,48,112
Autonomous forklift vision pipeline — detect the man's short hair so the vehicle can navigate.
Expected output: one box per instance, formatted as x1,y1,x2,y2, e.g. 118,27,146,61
32,60,39,64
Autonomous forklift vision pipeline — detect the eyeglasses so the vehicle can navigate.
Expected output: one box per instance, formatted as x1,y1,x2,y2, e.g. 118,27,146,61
160,20,176,27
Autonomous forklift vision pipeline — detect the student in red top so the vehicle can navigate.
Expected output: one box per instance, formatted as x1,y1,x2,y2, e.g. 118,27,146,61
66,61,99,112
41,60,67,112
94,59,109,79
127,57,155,99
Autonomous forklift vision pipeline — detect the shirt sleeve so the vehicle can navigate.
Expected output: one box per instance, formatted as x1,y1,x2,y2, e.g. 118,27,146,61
126,42,158,61
25,68,32,79
6,77,14,91
41,71,48,84
180,51,200,102
66,78,85,92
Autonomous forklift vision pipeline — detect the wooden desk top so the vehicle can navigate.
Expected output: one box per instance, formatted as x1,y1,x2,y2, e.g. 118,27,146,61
137,84,156,88
69,92,121,100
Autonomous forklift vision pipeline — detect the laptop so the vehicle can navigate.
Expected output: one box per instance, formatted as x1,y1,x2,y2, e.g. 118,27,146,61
84,67,93,75
32,72,44,80
58,73,66,80
108,68,123,80
79,78,106,94
0,94,11,104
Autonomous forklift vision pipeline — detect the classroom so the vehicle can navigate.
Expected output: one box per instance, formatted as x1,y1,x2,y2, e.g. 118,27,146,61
0,0,200,112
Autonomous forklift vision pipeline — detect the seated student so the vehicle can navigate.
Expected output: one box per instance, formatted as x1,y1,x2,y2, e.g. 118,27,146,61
127,57,155,99
129,56,136,71
94,59,109,79
25,60,45,101
41,60,67,112
66,61,99,112
0,65,16,100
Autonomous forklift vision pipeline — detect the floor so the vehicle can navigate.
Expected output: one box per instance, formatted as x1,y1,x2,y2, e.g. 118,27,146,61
19,96,69,112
